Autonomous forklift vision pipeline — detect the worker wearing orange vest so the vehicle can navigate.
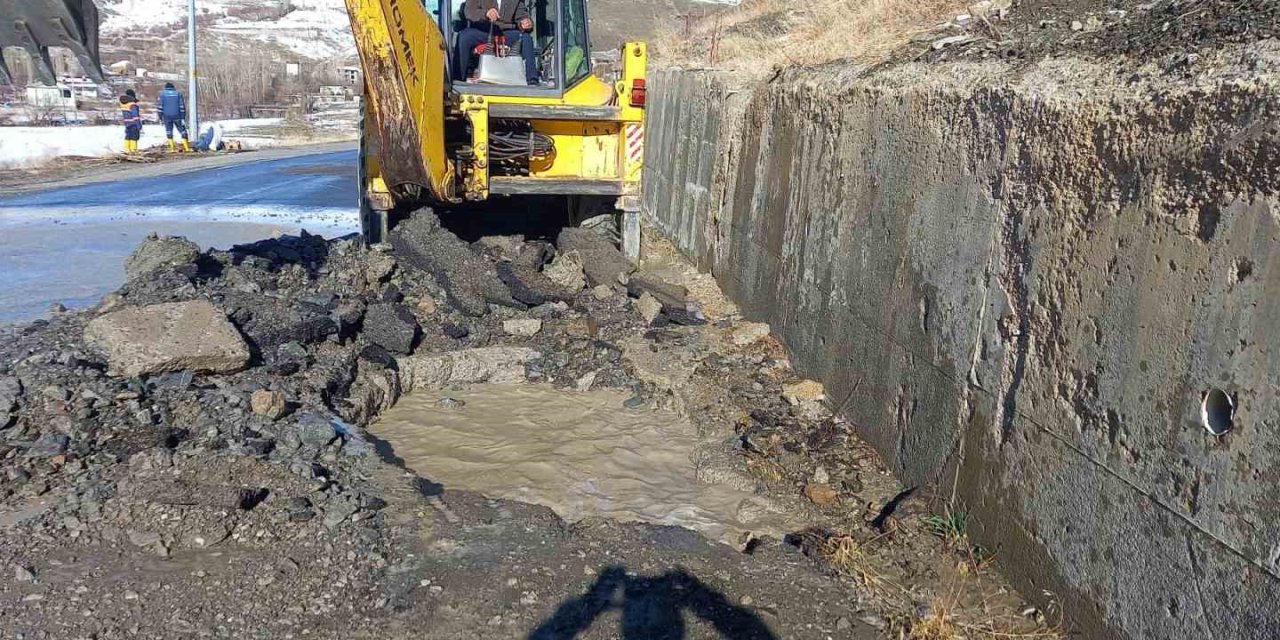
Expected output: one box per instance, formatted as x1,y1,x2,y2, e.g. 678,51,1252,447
120,94,142,154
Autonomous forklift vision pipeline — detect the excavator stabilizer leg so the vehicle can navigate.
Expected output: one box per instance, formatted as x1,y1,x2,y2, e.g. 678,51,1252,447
0,0,102,85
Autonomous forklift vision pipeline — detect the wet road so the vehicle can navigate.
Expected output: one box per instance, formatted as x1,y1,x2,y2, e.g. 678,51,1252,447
0,150,360,324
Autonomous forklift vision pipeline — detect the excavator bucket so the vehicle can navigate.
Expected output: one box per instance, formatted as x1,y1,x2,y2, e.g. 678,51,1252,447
0,0,102,86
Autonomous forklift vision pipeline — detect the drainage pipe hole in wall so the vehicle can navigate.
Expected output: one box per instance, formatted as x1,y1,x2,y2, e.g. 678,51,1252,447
1201,388,1235,436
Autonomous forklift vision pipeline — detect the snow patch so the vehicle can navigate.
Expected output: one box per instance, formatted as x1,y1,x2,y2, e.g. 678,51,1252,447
0,119,284,169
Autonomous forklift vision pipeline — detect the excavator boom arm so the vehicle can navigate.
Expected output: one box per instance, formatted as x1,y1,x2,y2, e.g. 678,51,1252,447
0,0,102,85
345,0,454,203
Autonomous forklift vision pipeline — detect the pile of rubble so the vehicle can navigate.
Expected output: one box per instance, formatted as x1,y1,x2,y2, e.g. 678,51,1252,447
0,210,761,636
0,209,719,534
0,210,1056,637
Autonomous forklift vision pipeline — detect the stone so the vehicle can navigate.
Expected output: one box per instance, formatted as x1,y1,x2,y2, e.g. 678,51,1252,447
41,386,69,402
544,250,587,292
28,434,69,458
363,252,397,285
389,213,518,316
1071,19,1083,31
497,262,571,306
286,497,315,522
475,235,526,262
236,299,339,354
401,347,541,391
503,318,543,337
803,483,840,507
782,380,826,405
557,228,635,287
633,293,663,325
85,301,250,377
14,565,35,582
437,397,466,410
127,529,162,548
418,296,439,315
813,466,830,484
380,286,405,304
295,412,338,448
576,371,598,392
0,376,22,412
363,304,421,355
731,322,771,347
323,495,360,529
124,235,200,282
250,390,288,421
591,285,615,300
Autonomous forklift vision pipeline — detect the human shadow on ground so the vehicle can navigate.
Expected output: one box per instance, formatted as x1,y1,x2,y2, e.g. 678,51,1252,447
528,565,778,640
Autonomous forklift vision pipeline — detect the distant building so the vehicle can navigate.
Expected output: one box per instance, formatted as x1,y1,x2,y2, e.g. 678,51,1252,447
61,77,101,99
286,62,301,77
26,85,75,110
315,85,358,108
339,66,361,85
24,84,79,122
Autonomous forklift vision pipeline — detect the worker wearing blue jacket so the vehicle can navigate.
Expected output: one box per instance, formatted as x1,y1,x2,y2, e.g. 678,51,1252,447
120,95,142,153
157,83,193,152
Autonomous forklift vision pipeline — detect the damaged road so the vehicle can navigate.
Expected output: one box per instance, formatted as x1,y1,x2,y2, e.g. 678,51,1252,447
0,210,1054,638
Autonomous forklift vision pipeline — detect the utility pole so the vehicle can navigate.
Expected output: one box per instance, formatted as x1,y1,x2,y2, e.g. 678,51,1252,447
188,0,199,139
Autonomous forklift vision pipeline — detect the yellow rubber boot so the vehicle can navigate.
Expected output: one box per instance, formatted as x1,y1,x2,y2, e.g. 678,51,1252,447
182,139,193,153
124,140,134,153
167,139,177,152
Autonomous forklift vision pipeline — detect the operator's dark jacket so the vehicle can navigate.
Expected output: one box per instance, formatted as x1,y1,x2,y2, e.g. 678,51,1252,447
463,0,530,31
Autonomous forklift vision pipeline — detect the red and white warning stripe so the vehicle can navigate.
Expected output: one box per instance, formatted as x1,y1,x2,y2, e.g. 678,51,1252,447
626,124,645,163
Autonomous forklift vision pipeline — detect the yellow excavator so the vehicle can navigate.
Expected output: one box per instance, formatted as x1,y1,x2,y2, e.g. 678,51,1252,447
347,0,648,256
2,0,647,256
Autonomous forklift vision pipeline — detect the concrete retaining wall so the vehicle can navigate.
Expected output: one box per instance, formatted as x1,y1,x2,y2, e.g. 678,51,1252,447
642,59,1280,639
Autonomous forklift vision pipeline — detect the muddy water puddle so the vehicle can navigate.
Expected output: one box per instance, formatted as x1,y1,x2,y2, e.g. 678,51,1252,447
372,384,797,544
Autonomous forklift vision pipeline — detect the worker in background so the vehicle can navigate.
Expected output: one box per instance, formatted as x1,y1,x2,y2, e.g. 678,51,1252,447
456,0,538,85
195,121,225,152
120,94,142,154
157,82,193,153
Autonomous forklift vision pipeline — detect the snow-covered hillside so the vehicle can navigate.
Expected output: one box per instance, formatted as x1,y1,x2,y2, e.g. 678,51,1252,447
98,0,355,60
96,0,739,59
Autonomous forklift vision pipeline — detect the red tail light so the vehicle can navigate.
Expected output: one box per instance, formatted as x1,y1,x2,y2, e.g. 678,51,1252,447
630,79,647,108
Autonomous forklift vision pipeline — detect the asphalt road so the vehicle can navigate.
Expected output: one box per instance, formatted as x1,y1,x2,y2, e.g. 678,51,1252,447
0,149,361,324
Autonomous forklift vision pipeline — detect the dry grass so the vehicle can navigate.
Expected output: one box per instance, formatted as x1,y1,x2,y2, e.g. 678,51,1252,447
807,531,911,606
889,565,1065,640
654,0,967,76
805,524,1063,640
743,450,786,483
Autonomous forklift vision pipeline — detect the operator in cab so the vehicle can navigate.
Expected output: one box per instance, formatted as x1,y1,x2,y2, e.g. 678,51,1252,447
455,0,539,85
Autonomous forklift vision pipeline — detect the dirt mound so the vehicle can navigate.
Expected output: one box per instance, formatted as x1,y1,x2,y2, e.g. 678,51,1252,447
914,0,1280,67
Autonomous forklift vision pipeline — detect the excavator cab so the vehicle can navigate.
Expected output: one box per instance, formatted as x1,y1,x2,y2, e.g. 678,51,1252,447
436,0,591,93
347,0,647,257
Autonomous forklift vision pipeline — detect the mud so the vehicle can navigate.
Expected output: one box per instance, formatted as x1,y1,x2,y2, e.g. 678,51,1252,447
374,384,799,545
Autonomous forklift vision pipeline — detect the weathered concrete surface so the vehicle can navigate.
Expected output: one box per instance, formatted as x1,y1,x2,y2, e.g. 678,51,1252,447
85,300,251,377
643,51,1280,639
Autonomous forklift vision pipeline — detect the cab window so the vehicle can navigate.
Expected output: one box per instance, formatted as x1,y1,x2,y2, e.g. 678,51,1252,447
561,0,589,87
